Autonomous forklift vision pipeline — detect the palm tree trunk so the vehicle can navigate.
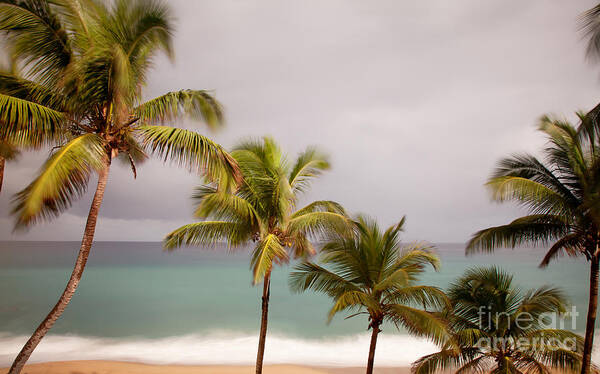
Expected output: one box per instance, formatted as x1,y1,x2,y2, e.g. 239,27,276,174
581,255,599,374
0,155,5,193
366,320,381,374
255,269,271,374
8,158,111,374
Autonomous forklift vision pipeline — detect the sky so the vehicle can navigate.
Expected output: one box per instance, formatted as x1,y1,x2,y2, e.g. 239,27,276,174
1,0,600,243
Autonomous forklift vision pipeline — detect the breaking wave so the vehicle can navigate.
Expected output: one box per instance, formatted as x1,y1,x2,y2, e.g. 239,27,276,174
0,332,438,367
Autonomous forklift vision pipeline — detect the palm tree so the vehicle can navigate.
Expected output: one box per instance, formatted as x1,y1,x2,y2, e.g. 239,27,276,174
1,1,238,373
413,266,585,374
290,215,449,374
164,137,351,374
466,114,600,374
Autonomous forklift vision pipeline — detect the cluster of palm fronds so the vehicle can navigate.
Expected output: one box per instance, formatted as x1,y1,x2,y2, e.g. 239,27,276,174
464,107,600,374
413,267,586,374
0,0,236,215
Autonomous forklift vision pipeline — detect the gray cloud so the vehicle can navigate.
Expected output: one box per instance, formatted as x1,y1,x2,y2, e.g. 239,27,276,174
1,0,599,242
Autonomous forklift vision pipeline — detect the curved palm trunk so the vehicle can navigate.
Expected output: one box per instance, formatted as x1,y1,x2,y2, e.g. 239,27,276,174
366,321,381,374
256,269,272,374
8,159,111,374
581,256,599,374
0,155,5,193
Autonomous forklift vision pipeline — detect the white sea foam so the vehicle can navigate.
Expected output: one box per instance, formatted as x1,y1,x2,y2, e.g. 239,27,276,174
0,332,438,367
2,332,599,367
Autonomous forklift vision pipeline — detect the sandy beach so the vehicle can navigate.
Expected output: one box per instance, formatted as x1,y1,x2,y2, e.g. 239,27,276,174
0,361,409,374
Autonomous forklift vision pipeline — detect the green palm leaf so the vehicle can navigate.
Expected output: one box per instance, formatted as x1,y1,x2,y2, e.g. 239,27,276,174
387,304,449,345
0,0,72,85
164,221,250,250
394,245,441,274
289,261,360,297
136,125,239,181
383,285,450,310
0,93,64,146
487,176,571,216
0,72,67,111
328,290,378,322
291,200,347,217
412,348,482,374
12,134,106,228
133,90,223,129
251,234,287,284
539,233,583,267
466,215,569,254
287,211,351,238
288,147,330,194
193,187,259,225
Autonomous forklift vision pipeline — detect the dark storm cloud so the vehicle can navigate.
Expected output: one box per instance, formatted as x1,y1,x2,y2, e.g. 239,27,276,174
1,0,599,241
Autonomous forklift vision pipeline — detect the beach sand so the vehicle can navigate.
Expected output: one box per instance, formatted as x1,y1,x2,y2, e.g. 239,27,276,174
0,361,410,374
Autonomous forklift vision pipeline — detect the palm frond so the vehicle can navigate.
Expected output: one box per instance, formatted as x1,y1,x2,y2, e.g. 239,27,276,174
515,287,568,327
515,355,553,374
529,347,583,373
328,290,378,322
163,221,250,250
539,233,584,267
580,3,600,62
0,71,67,110
455,355,494,374
133,90,223,129
386,304,449,345
487,176,572,217
193,187,259,226
493,356,520,374
0,0,72,85
0,93,65,146
383,285,450,310
250,234,287,284
291,200,347,218
101,0,173,85
411,349,482,374
289,261,359,297
121,0,173,56
288,147,330,194
522,329,584,354
374,266,411,291
136,125,240,181
490,153,579,209
12,134,106,228
286,211,351,239
50,0,91,39
393,244,441,275
466,215,569,254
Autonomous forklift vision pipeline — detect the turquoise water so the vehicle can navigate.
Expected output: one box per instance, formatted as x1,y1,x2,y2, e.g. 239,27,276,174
0,241,591,366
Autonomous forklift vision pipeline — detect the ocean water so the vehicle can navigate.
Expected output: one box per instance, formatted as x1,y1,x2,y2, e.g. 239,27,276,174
0,241,592,366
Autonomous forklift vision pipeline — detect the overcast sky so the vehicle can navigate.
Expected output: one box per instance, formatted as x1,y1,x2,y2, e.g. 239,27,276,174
1,0,600,243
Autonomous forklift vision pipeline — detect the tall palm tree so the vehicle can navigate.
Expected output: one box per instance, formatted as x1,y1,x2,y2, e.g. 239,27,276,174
164,137,351,374
1,1,238,373
413,266,585,374
290,215,449,374
466,114,600,374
